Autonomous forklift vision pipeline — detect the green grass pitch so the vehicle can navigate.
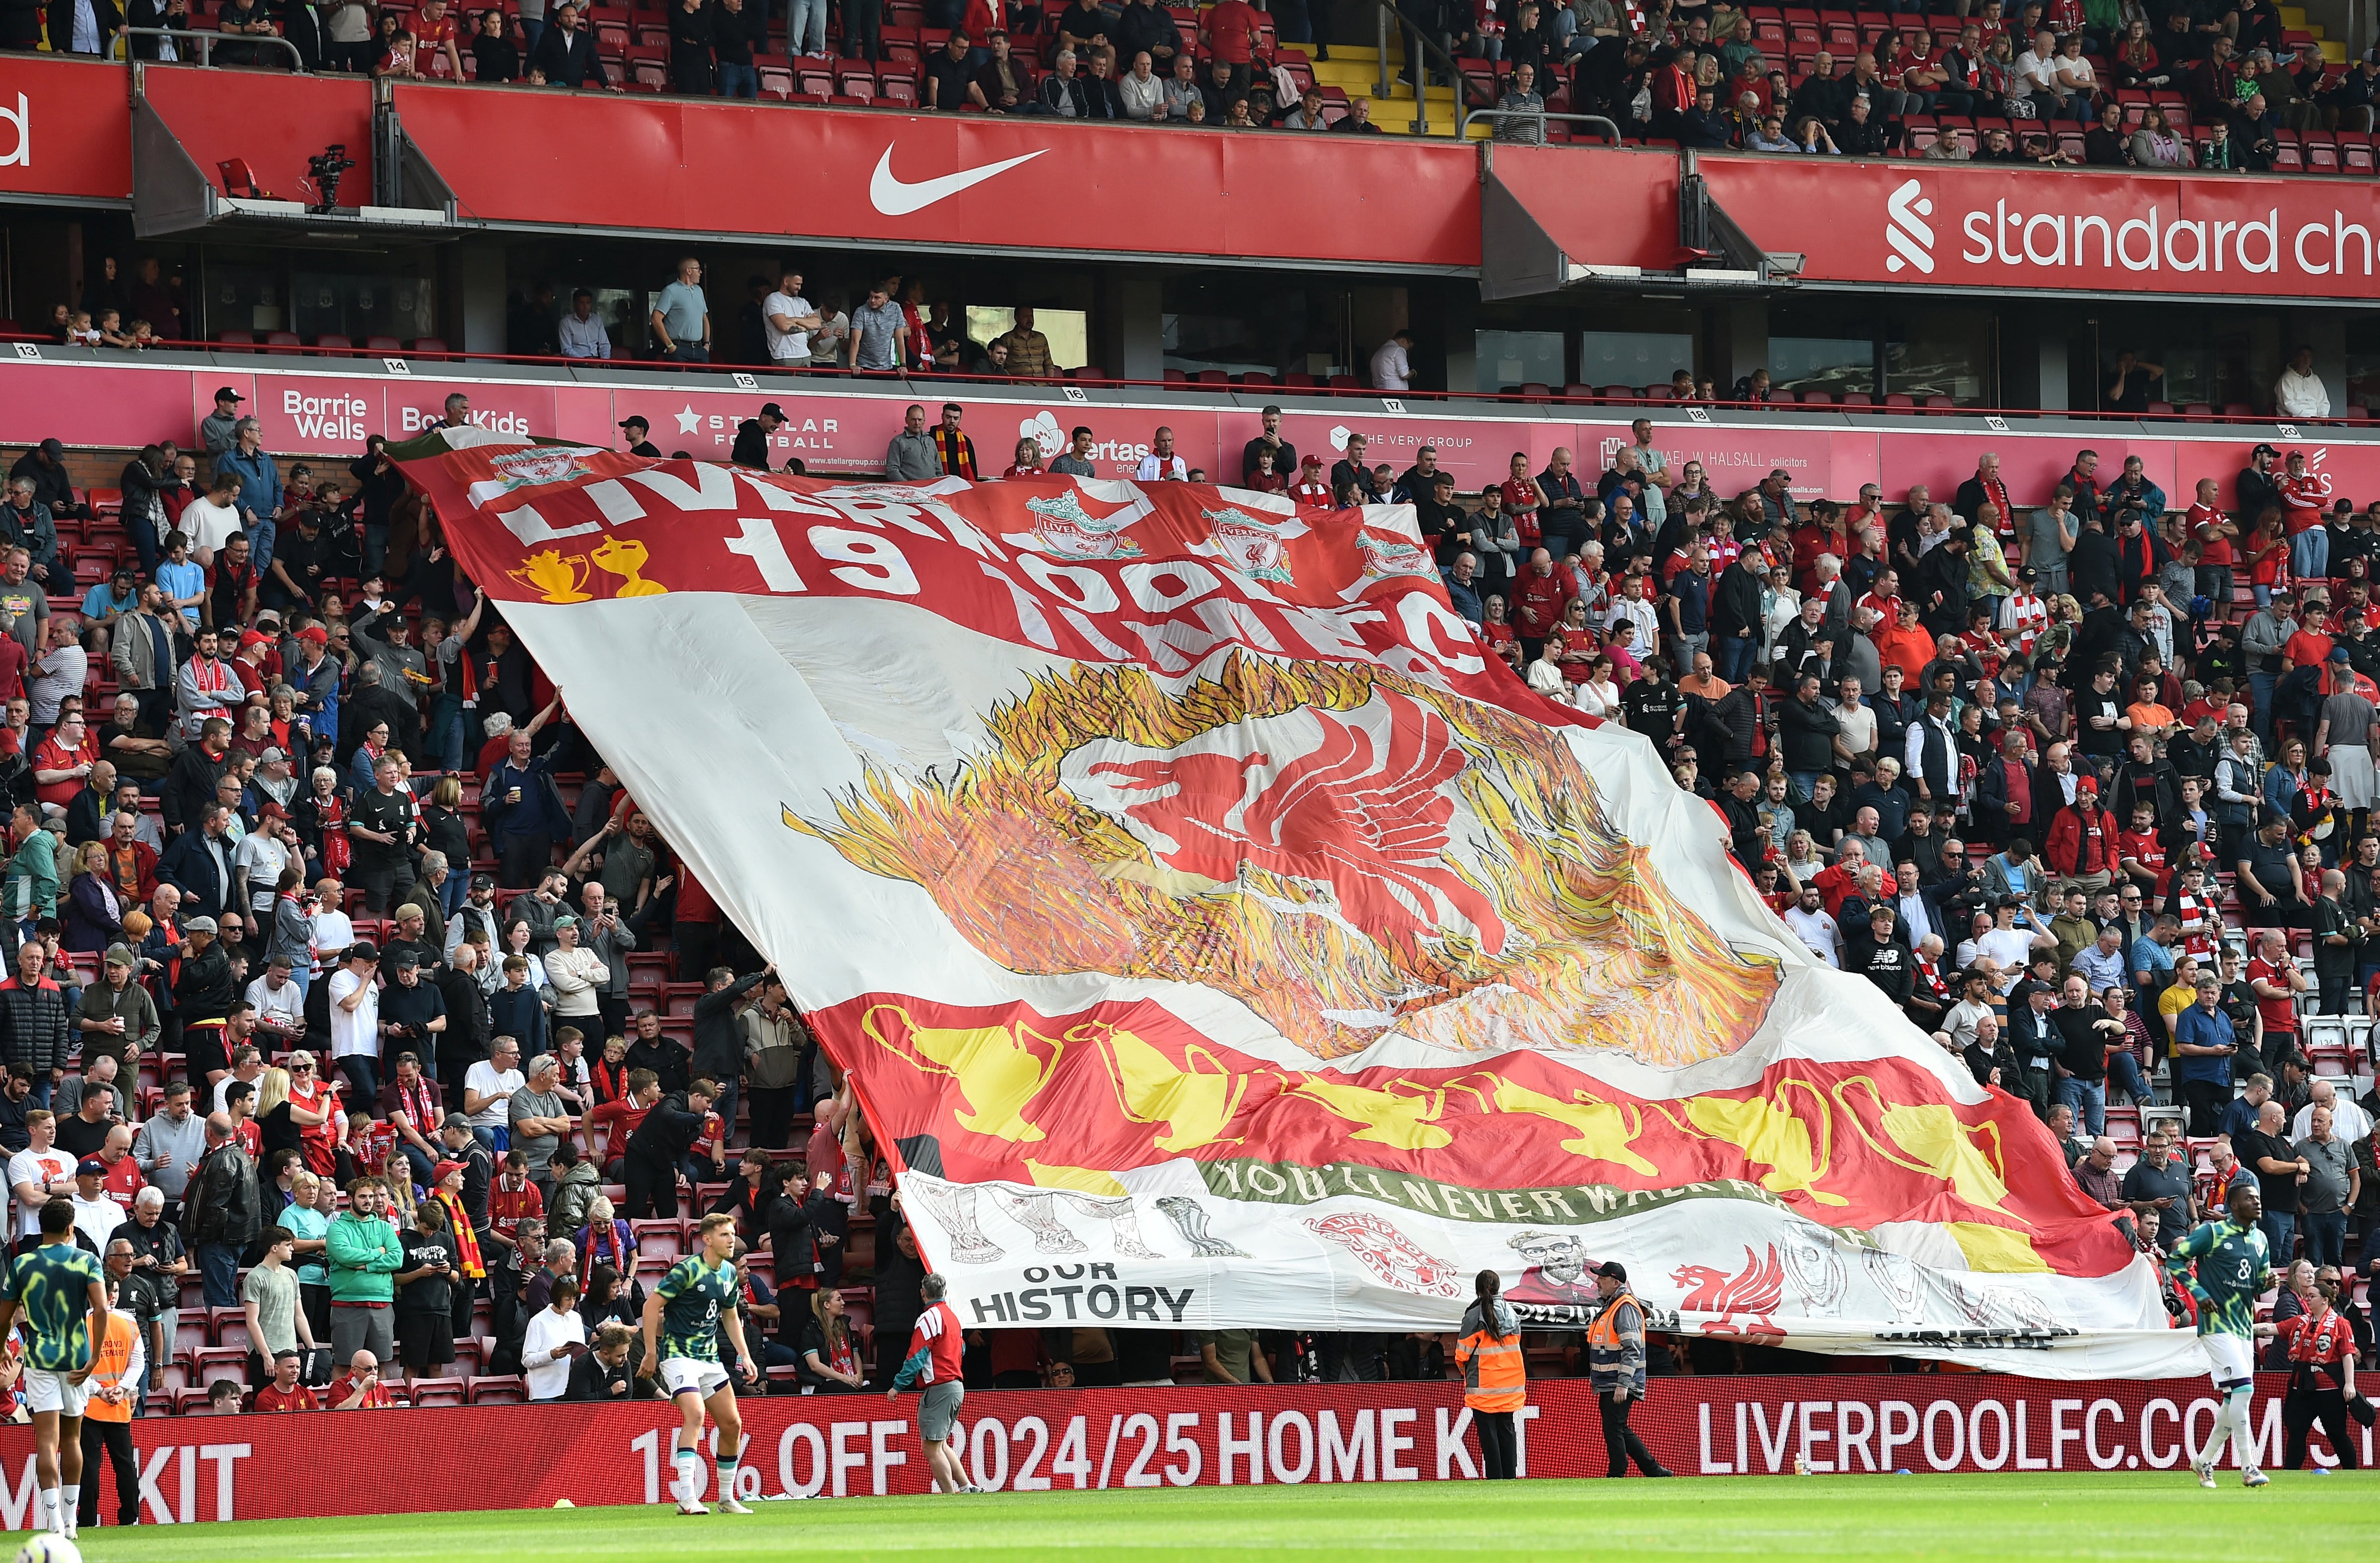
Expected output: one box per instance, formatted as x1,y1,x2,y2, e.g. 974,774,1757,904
40,1471,2380,1561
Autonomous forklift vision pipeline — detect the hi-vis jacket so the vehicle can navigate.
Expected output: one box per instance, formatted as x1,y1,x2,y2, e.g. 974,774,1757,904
1457,1294,1526,1412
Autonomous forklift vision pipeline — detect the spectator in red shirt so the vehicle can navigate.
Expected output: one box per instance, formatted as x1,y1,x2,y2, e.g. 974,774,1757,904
96,1126,144,1210
2184,477,2238,607
31,713,97,814
327,1349,399,1409
589,1068,659,1178
253,1350,320,1412
488,1149,545,1268
411,0,466,77
1511,548,1577,660
1290,454,1332,507
0,624,26,706
1202,0,1261,86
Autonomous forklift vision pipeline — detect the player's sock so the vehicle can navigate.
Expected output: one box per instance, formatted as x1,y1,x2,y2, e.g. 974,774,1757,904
673,1445,704,1504
39,1488,58,1533
2203,1392,2240,1468
715,1442,740,1502
2227,1386,2255,1468
61,1484,77,1534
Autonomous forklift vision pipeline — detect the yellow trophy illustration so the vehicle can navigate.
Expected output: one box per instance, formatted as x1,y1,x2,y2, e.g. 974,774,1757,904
589,535,668,597
509,549,593,604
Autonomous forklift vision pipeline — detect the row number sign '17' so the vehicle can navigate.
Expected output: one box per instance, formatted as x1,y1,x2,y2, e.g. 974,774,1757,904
395,426,2198,1381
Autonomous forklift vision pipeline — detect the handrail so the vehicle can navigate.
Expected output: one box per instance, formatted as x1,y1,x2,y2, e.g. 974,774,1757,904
4,335,2357,429
1461,106,1623,146
1359,0,1492,135
119,25,308,71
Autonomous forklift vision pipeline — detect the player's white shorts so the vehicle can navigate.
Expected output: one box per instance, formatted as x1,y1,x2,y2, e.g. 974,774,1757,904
661,1358,732,1399
2202,1333,2254,1389
23,1368,89,1418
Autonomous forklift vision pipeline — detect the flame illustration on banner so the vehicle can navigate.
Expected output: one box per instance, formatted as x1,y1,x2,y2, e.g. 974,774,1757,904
788,656,1778,1064
394,433,2203,1381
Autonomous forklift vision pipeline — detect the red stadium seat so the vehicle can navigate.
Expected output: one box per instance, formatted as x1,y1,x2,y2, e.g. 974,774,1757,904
193,1348,248,1390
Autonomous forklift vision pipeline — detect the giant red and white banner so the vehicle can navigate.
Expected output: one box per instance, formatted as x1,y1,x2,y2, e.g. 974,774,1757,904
392,429,2195,1376
0,1373,2340,1524
1699,153,2380,301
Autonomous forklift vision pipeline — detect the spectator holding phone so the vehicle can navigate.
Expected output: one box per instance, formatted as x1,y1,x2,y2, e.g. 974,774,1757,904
523,1274,586,1401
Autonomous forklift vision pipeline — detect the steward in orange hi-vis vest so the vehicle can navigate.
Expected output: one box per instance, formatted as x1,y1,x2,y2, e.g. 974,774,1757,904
1458,1296,1526,1412
82,1310,139,1421
80,1306,145,1529
1457,1274,1526,1479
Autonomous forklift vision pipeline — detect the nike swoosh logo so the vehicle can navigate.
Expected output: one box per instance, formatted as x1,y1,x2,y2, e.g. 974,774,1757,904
868,146,1046,216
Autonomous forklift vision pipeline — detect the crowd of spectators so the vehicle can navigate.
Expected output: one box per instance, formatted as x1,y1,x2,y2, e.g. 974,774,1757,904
1,354,2380,1459
1339,395,2380,1307
6,0,1396,132
12,0,2379,171
1498,0,2370,168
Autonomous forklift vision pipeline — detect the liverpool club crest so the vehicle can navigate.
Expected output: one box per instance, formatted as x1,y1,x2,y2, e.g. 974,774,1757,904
1005,489,1145,560
484,445,602,492
1354,531,1433,582
1198,505,1305,585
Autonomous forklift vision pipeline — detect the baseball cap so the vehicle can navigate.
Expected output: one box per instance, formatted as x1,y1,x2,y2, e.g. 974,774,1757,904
103,943,136,969
618,415,649,431
213,386,245,404
75,1158,105,1178
349,940,380,962
433,1158,466,1182
554,913,578,929
296,625,329,647
442,1113,473,1132
392,950,421,970
394,903,423,921
1596,1260,1628,1282
758,402,787,419
38,438,63,459
2252,442,2280,459
2332,648,2352,663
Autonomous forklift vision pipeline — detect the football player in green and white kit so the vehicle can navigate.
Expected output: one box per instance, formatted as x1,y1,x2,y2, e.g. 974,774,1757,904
2165,1182,2279,1489
641,1210,761,1515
